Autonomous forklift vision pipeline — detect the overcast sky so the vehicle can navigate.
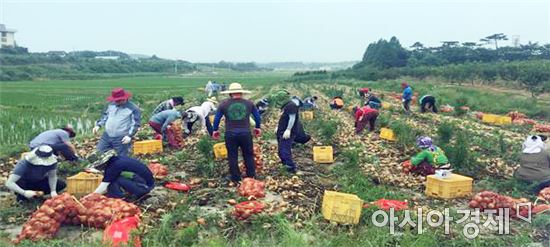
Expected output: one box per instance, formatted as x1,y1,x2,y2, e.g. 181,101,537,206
2,0,549,62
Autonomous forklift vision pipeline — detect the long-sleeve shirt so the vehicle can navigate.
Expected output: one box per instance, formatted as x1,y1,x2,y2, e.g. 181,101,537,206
29,129,70,149
354,106,379,122
411,146,448,166
96,102,141,137
402,86,413,100
185,101,216,130
149,110,182,133
152,99,175,115
213,98,261,133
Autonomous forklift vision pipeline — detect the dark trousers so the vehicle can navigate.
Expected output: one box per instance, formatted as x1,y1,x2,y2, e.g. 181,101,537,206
420,97,437,113
355,112,379,134
16,178,66,202
225,131,255,182
278,135,296,171
403,99,411,113
107,174,153,199
48,143,79,161
410,161,436,176
97,133,131,157
149,121,162,134
186,117,213,136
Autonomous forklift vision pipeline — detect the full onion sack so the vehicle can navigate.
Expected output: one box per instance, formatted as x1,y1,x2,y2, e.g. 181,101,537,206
237,178,265,200
78,193,141,229
14,193,80,244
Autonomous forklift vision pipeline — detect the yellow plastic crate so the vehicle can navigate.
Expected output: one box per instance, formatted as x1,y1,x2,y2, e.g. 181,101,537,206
322,190,363,225
482,114,512,125
67,172,103,197
380,128,396,141
301,111,314,120
382,102,392,110
313,146,334,164
213,143,228,160
133,140,163,155
425,173,473,199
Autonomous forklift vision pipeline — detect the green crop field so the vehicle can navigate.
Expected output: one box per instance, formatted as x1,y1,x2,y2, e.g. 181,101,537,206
0,71,291,151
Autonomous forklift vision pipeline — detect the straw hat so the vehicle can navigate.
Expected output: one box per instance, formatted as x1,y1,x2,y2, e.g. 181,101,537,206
221,83,251,94
25,145,58,166
207,97,218,104
87,149,117,170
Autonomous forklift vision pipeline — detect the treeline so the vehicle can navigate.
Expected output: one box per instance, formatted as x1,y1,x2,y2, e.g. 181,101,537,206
293,34,550,97
0,47,267,81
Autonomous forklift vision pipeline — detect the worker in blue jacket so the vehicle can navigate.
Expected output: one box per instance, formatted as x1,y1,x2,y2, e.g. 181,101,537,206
401,82,413,114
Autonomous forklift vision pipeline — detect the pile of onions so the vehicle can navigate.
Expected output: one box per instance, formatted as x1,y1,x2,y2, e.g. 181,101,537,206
237,178,265,200
78,193,141,228
14,193,141,244
14,193,80,244
239,144,264,175
402,160,412,174
534,124,550,133
538,187,550,201
148,162,168,179
474,112,484,120
233,201,265,220
508,111,527,121
468,191,530,218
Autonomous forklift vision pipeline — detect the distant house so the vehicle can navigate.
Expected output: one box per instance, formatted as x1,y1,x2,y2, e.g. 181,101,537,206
94,56,120,60
0,24,16,47
47,51,67,57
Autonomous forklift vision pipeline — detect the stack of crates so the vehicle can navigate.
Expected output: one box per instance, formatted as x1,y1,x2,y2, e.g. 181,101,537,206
301,111,314,120
67,172,103,197
213,143,228,160
313,146,334,164
482,114,512,125
425,173,473,199
380,128,396,141
133,140,163,155
322,190,363,224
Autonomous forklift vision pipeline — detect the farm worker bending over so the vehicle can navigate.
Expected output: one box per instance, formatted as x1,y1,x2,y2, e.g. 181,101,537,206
515,135,550,193
329,96,344,110
149,110,187,141
152,96,185,115
409,136,450,176
5,145,66,202
212,83,262,183
302,96,318,110
358,88,370,98
419,95,438,113
29,124,80,162
93,88,141,157
401,82,413,114
365,93,382,110
277,96,310,173
255,98,270,115
87,149,154,199
183,97,217,136
354,104,379,134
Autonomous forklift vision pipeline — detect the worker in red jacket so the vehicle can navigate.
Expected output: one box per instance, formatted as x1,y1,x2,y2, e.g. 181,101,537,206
354,104,379,134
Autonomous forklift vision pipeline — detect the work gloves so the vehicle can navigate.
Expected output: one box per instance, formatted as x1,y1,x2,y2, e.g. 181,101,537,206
282,130,291,139
121,136,132,144
92,126,100,134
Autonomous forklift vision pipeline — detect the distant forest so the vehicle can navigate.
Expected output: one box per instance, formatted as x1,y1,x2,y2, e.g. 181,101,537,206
293,34,550,97
0,47,267,81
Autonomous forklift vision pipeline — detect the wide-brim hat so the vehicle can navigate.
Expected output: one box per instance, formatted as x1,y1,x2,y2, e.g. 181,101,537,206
207,97,218,104
25,145,57,166
107,88,132,102
221,83,251,94
87,149,117,169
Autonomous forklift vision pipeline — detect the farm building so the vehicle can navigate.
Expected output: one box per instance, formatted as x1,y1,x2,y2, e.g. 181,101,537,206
0,24,16,47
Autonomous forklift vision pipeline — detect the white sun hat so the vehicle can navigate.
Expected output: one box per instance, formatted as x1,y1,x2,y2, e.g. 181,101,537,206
25,145,58,166
221,83,251,94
